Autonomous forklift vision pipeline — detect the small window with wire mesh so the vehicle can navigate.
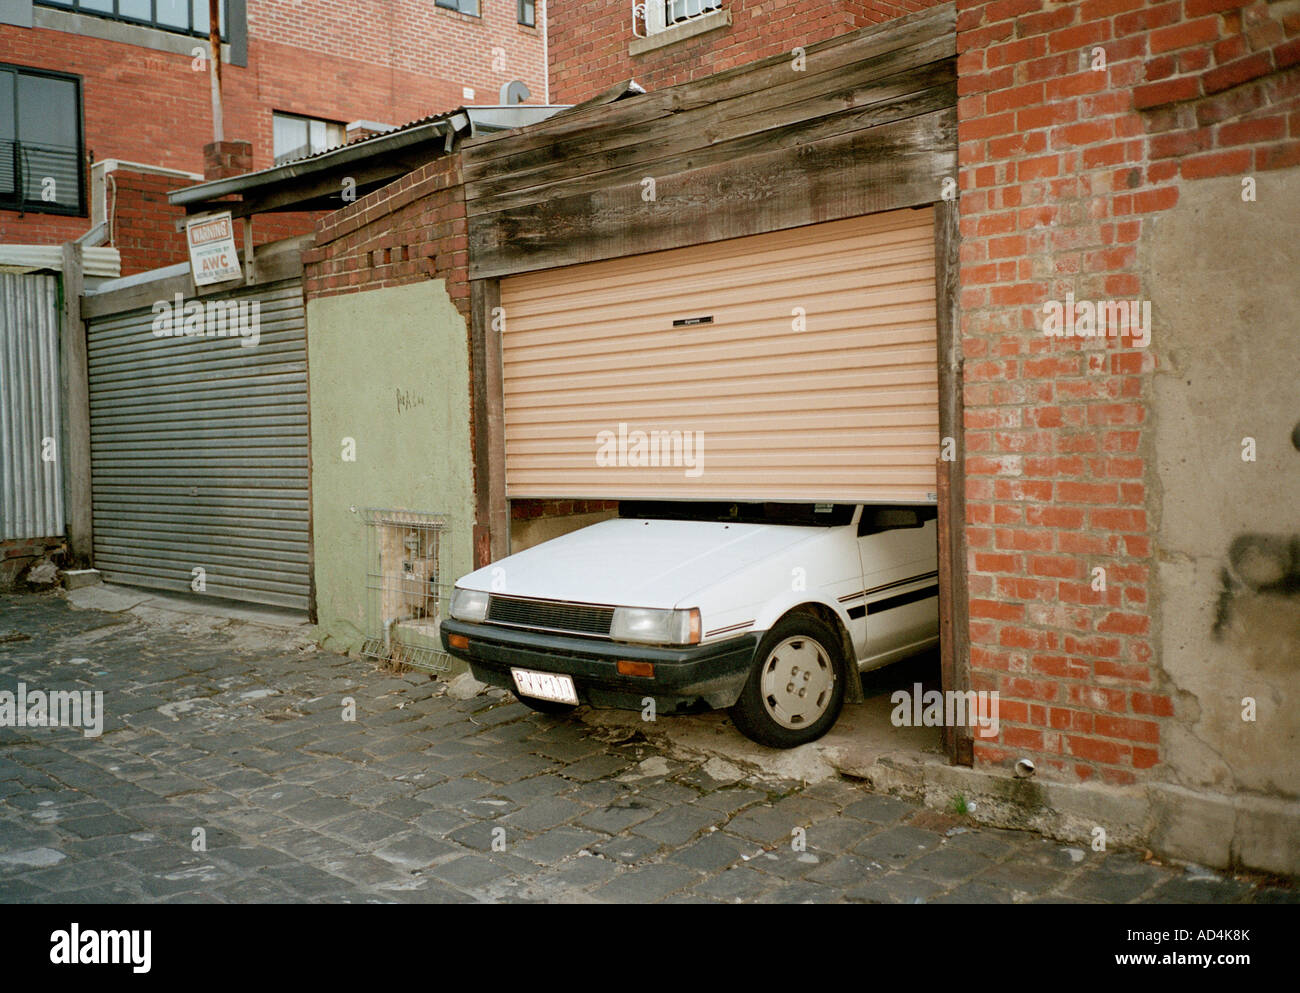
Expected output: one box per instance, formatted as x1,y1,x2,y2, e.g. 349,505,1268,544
360,509,451,672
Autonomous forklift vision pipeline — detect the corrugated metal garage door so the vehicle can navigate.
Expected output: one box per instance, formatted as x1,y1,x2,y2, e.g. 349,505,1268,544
499,207,938,503
86,279,309,610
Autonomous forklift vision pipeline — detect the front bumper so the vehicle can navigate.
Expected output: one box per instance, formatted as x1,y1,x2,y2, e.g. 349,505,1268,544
440,618,759,712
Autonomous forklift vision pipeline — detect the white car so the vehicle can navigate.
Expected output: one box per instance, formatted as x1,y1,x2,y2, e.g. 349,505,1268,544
441,502,939,748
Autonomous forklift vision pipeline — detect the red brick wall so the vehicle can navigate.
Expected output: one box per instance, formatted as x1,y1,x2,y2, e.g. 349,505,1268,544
302,154,468,317
511,499,619,521
107,169,185,275
103,168,318,276
0,0,545,246
548,0,945,103
955,0,1299,785
0,211,88,245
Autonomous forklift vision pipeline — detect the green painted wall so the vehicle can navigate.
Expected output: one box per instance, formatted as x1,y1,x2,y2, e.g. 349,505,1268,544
307,280,474,662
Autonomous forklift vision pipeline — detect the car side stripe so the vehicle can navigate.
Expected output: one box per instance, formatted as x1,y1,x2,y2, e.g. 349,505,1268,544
837,570,939,604
706,620,754,638
865,584,939,615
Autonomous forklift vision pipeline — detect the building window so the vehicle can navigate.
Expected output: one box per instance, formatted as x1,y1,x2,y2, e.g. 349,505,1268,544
0,65,85,216
635,0,722,37
436,0,480,16
35,0,229,39
272,112,345,166
518,0,535,27
667,0,720,24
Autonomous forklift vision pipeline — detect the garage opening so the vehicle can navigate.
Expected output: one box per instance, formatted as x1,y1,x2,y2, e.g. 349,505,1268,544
493,206,965,764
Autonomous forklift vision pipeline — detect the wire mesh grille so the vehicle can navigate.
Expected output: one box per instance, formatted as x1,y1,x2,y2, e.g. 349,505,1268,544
360,509,452,673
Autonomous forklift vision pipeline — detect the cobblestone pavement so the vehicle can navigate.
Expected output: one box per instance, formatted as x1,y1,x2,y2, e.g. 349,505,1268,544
0,591,1293,904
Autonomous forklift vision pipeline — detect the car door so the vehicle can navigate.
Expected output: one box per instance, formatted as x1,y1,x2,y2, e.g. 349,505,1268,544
854,506,940,668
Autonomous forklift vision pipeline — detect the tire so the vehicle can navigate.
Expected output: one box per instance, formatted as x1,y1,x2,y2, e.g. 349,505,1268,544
512,691,578,716
728,613,847,748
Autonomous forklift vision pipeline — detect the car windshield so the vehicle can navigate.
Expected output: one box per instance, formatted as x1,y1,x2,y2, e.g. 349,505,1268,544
618,501,856,527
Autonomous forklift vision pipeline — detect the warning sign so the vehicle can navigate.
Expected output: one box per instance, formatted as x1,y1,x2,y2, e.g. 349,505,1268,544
186,212,242,286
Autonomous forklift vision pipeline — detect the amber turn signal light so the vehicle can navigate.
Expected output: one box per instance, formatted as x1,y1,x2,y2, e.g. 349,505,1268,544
448,634,469,651
617,659,655,678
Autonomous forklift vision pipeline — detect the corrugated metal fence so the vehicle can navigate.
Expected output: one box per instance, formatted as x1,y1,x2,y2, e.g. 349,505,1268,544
0,272,65,541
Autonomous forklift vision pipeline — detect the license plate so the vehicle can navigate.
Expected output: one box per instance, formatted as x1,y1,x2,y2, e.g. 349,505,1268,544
511,667,579,705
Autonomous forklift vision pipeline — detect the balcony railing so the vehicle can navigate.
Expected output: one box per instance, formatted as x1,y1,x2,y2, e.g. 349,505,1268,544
633,0,723,38
0,139,84,215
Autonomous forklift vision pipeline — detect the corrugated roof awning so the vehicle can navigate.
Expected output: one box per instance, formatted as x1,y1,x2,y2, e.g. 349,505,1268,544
168,105,568,218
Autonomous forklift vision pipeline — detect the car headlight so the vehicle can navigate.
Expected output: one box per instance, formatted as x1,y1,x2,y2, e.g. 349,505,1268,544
610,607,701,645
450,587,490,622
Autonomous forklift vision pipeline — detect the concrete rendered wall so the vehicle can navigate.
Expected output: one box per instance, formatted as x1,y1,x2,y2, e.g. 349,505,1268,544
307,280,475,660
1147,168,1300,812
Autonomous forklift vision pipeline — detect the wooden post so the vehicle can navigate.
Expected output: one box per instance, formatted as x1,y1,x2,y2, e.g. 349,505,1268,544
935,197,972,766
59,242,92,566
936,457,955,760
471,279,509,564
484,280,508,561
243,215,255,284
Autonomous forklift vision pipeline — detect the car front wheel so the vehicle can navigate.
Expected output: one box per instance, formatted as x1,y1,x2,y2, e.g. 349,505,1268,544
728,614,847,748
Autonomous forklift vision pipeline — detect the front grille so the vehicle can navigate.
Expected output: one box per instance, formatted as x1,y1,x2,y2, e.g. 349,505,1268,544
487,595,615,638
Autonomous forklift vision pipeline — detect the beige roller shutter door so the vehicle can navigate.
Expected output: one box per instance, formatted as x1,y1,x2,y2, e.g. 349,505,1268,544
499,206,938,503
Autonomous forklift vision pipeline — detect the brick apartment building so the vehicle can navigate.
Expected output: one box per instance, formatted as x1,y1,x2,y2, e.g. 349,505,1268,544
0,1,547,588
0,0,547,267
549,0,938,101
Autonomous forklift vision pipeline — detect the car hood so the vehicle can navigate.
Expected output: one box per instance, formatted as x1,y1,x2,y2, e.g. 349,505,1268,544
456,517,834,609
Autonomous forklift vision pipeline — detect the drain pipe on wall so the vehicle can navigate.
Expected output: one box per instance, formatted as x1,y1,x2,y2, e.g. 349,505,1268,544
209,0,224,143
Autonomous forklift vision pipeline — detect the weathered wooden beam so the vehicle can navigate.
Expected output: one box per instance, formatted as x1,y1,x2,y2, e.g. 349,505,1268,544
480,279,508,563
80,249,303,319
937,456,956,762
237,156,435,214
464,39,954,202
934,196,972,766
466,68,955,216
462,1,955,166
470,279,491,566
469,106,956,281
